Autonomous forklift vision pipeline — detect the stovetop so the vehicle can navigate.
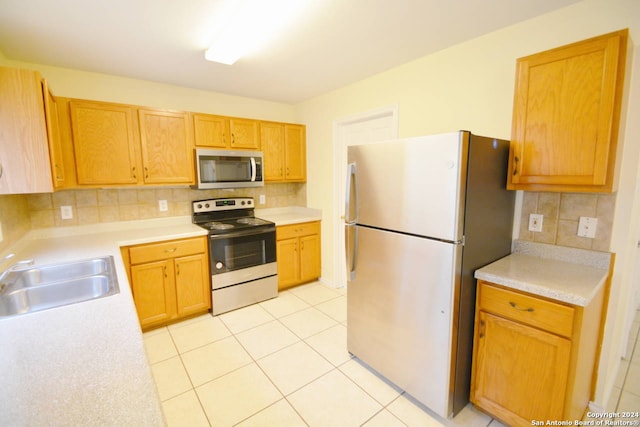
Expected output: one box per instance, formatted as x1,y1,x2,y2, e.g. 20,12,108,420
192,197,275,235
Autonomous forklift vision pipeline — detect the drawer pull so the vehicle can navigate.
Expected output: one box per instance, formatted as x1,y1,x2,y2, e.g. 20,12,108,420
509,301,534,312
165,248,177,253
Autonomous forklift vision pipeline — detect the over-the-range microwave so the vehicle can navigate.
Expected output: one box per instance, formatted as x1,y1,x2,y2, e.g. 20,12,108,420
194,149,264,189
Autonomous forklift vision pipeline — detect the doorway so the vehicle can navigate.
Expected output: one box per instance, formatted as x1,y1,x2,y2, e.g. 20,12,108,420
332,105,399,288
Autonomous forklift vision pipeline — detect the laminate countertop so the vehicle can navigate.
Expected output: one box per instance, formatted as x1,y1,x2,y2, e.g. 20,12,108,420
475,240,612,307
0,207,321,426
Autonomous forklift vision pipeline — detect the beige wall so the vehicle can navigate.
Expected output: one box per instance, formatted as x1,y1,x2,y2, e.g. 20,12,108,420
297,0,640,409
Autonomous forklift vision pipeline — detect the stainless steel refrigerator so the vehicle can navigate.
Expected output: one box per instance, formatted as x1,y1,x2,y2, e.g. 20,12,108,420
345,131,514,418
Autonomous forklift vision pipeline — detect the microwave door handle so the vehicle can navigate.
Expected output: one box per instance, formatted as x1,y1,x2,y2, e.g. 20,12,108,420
250,157,257,182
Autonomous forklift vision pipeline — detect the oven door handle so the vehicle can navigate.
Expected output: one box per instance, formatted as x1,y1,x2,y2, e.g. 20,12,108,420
209,226,275,240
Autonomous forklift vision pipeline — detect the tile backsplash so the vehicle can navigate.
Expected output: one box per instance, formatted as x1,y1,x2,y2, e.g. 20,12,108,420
0,194,30,254
26,183,306,228
519,191,615,251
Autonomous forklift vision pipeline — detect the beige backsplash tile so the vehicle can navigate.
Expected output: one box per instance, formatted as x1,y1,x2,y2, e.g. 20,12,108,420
24,183,307,228
520,191,615,251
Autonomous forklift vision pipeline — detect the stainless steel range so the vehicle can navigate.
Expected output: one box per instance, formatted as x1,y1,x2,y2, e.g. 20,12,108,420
192,197,278,315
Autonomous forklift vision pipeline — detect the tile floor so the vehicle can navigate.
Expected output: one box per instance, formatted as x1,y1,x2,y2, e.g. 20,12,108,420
143,282,640,427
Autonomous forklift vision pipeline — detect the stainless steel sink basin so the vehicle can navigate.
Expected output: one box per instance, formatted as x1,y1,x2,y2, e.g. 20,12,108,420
0,256,119,317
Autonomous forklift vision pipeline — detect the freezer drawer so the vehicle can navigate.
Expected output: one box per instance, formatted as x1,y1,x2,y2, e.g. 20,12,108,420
347,225,461,418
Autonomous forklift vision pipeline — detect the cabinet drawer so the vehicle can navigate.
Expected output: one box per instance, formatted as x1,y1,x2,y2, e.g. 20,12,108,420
277,221,320,240
478,282,574,338
129,237,206,265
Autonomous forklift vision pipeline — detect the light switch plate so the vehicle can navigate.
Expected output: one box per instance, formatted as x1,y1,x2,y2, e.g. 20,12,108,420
158,200,168,212
528,213,543,232
61,205,73,220
578,216,598,238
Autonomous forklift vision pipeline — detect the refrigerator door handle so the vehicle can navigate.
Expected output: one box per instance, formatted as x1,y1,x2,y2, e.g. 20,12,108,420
345,162,357,224
345,224,358,281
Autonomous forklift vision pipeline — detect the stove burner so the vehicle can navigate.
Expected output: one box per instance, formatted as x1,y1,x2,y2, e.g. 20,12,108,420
204,222,235,230
237,218,265,226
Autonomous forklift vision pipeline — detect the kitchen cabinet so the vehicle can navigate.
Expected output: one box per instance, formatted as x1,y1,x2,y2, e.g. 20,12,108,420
70,100,140,185
507,29,629,193
193,113,230,148
69,100,194,186
276,221,320,290
0,67,54,194
229,117,260,150
121,236,210,330
138,109,194,184
42,82,66,188
261,122,306,182
471,280,606,426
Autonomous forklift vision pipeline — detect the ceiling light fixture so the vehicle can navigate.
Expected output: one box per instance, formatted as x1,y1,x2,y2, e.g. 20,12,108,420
204,0,310,65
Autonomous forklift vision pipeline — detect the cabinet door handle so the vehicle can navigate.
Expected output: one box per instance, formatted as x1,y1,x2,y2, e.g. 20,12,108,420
509,301,534,312
479,319,485,338
176,264,180,275
512,156,519,176
144,167,149,179
132,166,136,179
163,265,168,278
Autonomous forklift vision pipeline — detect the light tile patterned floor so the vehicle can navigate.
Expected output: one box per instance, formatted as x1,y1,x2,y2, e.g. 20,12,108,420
144,282,640,427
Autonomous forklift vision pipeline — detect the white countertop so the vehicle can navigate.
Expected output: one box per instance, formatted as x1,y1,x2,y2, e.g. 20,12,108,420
0,217,207,426
0,208,321,425
475,240,611,307
256,206,322,225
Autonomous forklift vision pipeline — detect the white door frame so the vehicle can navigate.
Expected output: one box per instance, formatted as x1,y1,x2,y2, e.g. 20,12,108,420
332,105,399,288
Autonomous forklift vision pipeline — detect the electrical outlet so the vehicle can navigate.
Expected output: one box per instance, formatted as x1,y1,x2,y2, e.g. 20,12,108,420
259,194,266,205
528,213,543,232
158,200,168,212
61,205,73,220
578,216,598,238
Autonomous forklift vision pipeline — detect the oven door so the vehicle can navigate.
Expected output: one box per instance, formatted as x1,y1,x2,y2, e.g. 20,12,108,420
209,226,276,276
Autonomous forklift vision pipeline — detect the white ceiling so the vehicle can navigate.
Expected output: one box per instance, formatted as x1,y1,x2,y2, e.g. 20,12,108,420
0,0,580,104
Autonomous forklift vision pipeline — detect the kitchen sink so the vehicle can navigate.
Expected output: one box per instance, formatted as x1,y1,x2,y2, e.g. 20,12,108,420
0,256,119,317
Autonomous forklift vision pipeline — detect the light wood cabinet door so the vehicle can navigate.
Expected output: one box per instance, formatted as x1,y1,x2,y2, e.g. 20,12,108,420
299,234,321,283
284,124,306,181
229,118,260,150
70,100,140,185
0,67,54,194
193,113,230,148
175,253,211,317
508,29,628,192
276,221,321,290
43,81,66,188
261,122,285,181
276,238,299,289
131,260,176,328
472,311,571,426
138,109,194,184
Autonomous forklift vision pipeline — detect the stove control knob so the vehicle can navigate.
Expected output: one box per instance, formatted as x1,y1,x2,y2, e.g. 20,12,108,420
216,262,224,270
241,201,245,205
205,203,210,208
197,204,203,209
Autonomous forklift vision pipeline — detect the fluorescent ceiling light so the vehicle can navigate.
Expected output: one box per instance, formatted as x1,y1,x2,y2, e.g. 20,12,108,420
205,0,310,65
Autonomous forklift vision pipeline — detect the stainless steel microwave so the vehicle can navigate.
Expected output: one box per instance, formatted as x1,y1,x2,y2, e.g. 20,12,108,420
195,149,264,189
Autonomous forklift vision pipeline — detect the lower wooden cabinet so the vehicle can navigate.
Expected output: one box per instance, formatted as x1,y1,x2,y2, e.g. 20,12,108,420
276,221,321,290
121,236,211,330
471,281,606,426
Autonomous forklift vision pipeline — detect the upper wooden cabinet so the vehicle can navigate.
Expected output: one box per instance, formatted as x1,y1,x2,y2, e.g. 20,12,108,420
507,29,629,192
70,100,140,185
68,100,195,186
261,122,306,182
43,83,66,188
193,113,230,148
138,109,194,184
229,118,260,150
0,67,54,194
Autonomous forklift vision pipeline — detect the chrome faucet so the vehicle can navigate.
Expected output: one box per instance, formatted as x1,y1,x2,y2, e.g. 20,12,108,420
0,259,35,292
